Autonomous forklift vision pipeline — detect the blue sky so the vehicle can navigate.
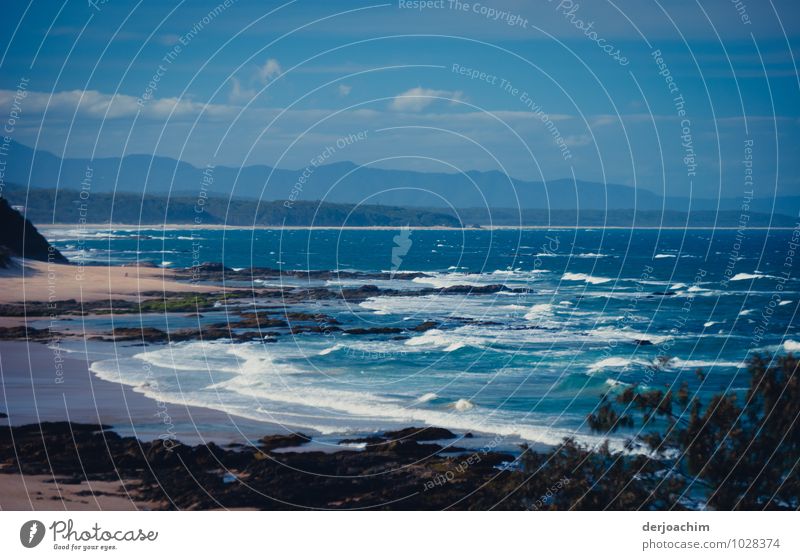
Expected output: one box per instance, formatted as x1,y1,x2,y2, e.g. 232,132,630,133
1,0,799,199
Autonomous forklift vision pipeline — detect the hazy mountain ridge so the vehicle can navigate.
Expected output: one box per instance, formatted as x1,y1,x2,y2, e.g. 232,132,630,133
4,140,799,215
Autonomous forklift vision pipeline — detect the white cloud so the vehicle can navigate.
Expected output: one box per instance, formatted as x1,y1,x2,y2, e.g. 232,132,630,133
0,88,237,121
228,77,256,104
337,84,352,97
390,87,465,112
227,58,281,103
0,88,578,131
257,58,282,84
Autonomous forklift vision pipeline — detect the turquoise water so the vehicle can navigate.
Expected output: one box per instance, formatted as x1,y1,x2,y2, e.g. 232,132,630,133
45,227,800,446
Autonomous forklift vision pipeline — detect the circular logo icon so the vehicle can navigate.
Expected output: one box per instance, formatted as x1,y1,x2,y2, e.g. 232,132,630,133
20,520,45,548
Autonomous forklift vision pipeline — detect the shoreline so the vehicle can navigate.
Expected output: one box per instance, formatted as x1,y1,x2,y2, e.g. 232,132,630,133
0,341,522,510
38,223,796,231
0,339,536,454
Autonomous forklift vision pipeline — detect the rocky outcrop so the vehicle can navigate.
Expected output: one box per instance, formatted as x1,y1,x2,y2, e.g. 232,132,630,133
0,422,515,510
0,197,67,264
0,326,52,340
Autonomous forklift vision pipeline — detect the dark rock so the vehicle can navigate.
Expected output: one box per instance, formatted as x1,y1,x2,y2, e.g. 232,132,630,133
0,245,13,269
285,312,341,324
259,432,312,450
436,284,508,295
100,325,274,344
338,436,385,446
0,326,52,340
412,321,439,332
0,198,68,263
219,312,288,329
46,477,84,485
121,261,159,268
290,325,341,335
108,327,169,342
0,421,521,510
193,262,232,273
383,427,457,441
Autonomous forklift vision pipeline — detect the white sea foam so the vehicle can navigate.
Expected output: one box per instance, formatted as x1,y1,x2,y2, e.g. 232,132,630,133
90,341,624,448
132,341,304,376
452,399,474,411
587,355,742,375
561,272,612,284
654,253,676,259
784,340,800,352
588,357,648,374
604,378,628,387
410,269,543,290
404,329,470,352
359,294,526,322
524,303,554,321
43,229,138,240
411,273,484,288
318,344,343,356
730,272,772,281
590,327,671,345
666,358,744,369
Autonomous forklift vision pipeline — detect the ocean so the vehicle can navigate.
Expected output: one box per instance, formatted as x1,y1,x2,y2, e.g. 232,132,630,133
41,226,800,448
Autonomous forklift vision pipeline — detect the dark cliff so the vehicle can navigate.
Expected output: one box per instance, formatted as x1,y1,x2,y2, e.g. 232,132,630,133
0,197,67,265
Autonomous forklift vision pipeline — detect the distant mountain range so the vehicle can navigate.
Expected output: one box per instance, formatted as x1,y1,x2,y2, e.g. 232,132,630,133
3,140,799,217
3,185,797,228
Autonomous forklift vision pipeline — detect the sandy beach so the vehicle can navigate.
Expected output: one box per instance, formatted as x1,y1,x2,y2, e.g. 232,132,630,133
0,474,156,511
0,258,269,442
0,259,218,304
0,341,287,444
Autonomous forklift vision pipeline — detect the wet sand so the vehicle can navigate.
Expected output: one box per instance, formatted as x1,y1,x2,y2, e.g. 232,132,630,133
0,340,295,446
0,474,157,511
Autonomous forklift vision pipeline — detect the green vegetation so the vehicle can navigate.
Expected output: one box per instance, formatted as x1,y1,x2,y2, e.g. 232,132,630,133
2,185,461,227
496,354,800,510
136,293,231,313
